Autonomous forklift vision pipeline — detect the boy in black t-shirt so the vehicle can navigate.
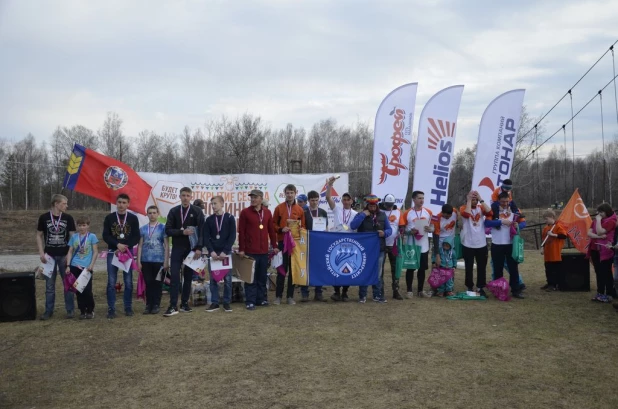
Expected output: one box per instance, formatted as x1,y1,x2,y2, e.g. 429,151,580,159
36,194,76,320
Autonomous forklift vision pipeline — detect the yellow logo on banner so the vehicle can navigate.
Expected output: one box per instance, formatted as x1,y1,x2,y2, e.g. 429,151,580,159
66,153,82,175
291,228,309,286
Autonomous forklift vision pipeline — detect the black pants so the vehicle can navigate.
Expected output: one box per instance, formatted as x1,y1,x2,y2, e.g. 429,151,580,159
544,261,561,287
406,251,429,293
142,261,163,307
333,286,349,295
462,245,488,289
490,243,520,294
71,266,95,314
590,250,613,295
383,246,400,292
276,241,295,299
170,247,193,307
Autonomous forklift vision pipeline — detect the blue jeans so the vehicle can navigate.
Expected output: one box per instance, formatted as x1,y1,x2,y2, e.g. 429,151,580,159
44,256,74,314
244,254,269,306
107,252,133,312
170,247,192,307
210,270,233,304
301,286,323,297
359,251,385,299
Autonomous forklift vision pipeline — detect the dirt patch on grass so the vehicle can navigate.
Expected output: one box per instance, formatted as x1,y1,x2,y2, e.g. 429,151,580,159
0,251,616,408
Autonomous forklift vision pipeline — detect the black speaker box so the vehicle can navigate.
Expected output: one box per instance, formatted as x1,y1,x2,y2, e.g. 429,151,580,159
560,252,591,292
0,272,37,322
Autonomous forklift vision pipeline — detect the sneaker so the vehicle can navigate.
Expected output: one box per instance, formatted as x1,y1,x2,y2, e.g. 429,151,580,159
273,297,282,305
79,313,87,320
330,293,342,302
512,292,525,299
143,307,152,315
377,297,387,303
406,291,415,299
341,293,349,302
418,291,432,298
287,297,296,305
393,290,404,300
86,312,94,319
40,312,52,321
592,293,604,302
540,284,550,290
66,311,75,319
479,289,487,298
246,303,256,311
358,297,367,304
259,301,269,307
445,291,455,297
223,303,233,312
106,310,117,319
179,304,193,313
125,309,134,317
163,306,178,317
151,305,160,314
301,294,310,303
314,294,327,302
545,286,555,292
206,303,220,312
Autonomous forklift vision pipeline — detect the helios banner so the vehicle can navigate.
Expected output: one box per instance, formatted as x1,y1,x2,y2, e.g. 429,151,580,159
471,89,525,202
412,85,464,214
371,83,418,206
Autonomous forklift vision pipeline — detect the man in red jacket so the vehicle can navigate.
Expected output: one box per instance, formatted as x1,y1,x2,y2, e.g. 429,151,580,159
238,190,279,310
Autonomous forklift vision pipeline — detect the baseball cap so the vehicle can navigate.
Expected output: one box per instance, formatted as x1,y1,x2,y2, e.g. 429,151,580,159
248,189,263,197
383,194,395,204
297,194,308,202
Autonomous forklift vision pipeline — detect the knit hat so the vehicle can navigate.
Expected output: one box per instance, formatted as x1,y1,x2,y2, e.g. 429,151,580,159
364,194,380,204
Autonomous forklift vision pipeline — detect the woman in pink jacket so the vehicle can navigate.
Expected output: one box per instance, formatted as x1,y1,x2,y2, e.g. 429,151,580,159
587,203,617,303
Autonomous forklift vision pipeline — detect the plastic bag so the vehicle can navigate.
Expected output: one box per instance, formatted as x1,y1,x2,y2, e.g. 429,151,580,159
487,277,510,301
63,271,77,294
427,267,454,288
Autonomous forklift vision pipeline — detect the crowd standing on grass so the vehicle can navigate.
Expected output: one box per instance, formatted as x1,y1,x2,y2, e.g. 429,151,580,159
34,178,618,320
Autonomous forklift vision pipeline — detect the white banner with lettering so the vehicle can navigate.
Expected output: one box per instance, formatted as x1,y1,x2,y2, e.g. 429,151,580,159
471,89,525,202
412,85,464,214
371,83,418,206
132,172,349,226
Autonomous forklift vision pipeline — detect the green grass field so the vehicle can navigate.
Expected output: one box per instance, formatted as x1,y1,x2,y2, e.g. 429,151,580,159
1,251,617,409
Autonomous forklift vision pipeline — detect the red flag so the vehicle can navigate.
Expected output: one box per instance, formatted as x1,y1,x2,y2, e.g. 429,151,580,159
63,144,152,215
556,189,592,253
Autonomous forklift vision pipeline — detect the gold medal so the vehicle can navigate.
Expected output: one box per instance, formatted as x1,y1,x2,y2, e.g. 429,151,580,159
343,224,349,231
259,224,264,229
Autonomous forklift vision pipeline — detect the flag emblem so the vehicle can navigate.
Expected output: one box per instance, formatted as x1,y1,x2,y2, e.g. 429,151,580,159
103,166,129,190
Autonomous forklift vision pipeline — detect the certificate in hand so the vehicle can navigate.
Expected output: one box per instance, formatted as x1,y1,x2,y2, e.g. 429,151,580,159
112,253,133,272
183,251,207,274
210,254,232,271
39,254,55,278
73,269,92,293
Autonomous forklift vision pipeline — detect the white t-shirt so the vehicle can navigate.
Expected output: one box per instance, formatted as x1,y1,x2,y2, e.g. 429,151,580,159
490,207,515,245
401,207,433,253
332,206,357,231
461,206,489,248
383,209,401,247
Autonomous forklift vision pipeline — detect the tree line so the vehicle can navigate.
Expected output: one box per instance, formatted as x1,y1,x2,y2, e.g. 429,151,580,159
0,109,615,211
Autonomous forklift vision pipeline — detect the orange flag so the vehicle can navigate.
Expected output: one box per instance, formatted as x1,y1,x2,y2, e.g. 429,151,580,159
556,189,592,253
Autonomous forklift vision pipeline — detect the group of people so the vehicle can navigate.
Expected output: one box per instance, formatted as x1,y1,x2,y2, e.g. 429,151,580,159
34,178,618,320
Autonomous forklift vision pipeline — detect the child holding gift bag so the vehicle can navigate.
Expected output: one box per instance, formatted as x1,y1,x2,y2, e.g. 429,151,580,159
66,216,99,319
430,236,457,297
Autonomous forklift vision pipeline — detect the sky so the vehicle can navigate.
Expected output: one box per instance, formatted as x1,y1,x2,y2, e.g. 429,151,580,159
1,0,617,161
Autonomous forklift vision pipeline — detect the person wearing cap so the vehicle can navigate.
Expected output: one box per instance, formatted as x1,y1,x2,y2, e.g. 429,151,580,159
272,184,306,305
301,190,329,302
238,189,279,310
381,194,403,300
296,194,309,211
399,191,434,298
325,176,358,301
350,194,391,303
490,179,519,213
